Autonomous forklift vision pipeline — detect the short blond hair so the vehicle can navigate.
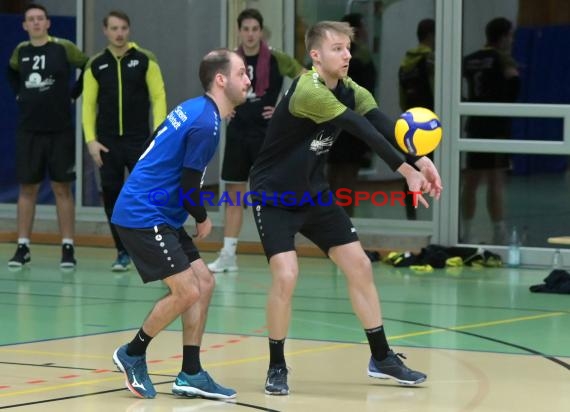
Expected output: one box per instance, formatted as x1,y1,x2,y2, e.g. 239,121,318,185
305,21,354,52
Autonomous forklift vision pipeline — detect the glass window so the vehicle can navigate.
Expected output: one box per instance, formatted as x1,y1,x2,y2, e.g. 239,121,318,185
459,151,568,246
462,0,570,105
460,116,563,141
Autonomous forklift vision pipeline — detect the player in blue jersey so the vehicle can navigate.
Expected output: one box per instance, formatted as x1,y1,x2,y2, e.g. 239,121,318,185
110,49,250,400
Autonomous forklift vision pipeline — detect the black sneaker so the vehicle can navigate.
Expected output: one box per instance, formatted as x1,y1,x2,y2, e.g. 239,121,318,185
60,243,76,269
264,365,289,395
8,244,31,267
367,351,427,385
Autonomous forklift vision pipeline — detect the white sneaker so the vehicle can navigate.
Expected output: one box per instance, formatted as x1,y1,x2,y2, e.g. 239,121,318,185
208,251,238,273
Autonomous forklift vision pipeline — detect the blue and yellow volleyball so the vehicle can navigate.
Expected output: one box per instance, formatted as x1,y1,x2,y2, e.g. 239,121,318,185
394,107,442,156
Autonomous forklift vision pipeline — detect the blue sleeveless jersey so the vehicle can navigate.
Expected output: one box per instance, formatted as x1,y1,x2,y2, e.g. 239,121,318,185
112,95,220,228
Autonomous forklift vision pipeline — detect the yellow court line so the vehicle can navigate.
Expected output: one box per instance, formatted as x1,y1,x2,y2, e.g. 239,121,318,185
385,311,566,342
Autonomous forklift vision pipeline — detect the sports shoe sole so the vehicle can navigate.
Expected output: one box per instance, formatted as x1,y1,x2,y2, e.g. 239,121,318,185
8,261,28,268
112,348,148,399
112,265,130,272
172,383,236,399
60,262,76,269
264,387,289,396
368,369,427,385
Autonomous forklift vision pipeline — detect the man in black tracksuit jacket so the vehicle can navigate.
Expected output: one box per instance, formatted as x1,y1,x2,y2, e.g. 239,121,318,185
82,10,166,271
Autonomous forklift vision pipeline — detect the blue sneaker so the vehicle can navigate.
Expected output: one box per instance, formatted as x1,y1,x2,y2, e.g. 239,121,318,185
172,370,236,399
112,251,131,272
367,351,427,385
113,344,156,398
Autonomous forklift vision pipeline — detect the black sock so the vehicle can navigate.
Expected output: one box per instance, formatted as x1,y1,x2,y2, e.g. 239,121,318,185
182,345,202,375
365,325,390,361
268,338,286,367
126,328,153,357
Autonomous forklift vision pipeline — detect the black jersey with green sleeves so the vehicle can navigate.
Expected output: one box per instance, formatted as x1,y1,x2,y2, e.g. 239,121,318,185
229,49,302,133
463,47,519,137
9,37,87,132
250,70,377,205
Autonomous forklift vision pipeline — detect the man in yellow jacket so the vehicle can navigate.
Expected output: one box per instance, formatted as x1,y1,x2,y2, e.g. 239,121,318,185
83,10,166,271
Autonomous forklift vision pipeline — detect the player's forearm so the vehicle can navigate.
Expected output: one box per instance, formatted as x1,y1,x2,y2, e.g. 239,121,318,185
180,168,207,223
331,109,404,171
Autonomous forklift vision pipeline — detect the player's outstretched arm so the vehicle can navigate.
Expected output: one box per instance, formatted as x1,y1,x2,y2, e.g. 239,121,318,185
330,109,405,172
180,168,210,238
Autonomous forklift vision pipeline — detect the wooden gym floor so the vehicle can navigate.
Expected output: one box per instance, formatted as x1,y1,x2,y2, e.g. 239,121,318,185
0,243,569,411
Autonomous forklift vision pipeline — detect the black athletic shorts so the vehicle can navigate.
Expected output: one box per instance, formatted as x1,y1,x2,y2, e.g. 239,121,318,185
115,224,200,283
221,127,265,182
253,201,359,260
16,129,75,184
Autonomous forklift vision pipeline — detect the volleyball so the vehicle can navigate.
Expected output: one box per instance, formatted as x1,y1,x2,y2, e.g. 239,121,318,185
394,107,442,156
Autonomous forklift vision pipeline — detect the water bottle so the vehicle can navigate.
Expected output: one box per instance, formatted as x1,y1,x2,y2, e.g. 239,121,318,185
552,249,563,269
507,226,520,267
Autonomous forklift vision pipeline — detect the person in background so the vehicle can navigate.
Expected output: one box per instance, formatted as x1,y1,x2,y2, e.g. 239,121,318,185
208,8,304,273
82,10,166,271
7,3,88,269
461,17,519,244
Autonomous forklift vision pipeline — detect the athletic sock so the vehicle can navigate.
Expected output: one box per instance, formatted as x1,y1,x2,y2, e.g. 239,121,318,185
18,238,30,246
365,325,390,361
182,345,202,375
222,237,238,255
62,238,74,245
127,328,153,357
268,337,286,367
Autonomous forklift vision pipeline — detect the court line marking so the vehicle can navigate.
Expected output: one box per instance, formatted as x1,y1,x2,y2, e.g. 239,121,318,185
386,311,566,341
1,312,567,398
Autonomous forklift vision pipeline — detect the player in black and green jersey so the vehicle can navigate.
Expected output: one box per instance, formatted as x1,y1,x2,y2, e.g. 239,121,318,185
82,10,167,272
7,3,88,269
250,21,442,395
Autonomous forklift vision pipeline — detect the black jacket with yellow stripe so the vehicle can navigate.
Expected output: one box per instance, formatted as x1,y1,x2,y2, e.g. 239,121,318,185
82,42,166,142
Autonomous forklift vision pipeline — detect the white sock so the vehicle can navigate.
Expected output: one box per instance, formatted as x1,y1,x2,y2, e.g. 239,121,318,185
62,238,74,246
18,238,30,245
222,237,238,255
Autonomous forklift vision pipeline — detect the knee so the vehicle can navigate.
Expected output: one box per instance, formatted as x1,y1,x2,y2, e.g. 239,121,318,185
200,273,215,296
51,183,72,199
19,185,39,198
183,284,200,310
273,269,298,298
173,282,200,312
349,254,373,281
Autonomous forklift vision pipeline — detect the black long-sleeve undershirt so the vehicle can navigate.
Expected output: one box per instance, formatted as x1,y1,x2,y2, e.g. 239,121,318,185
180,168,207,223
